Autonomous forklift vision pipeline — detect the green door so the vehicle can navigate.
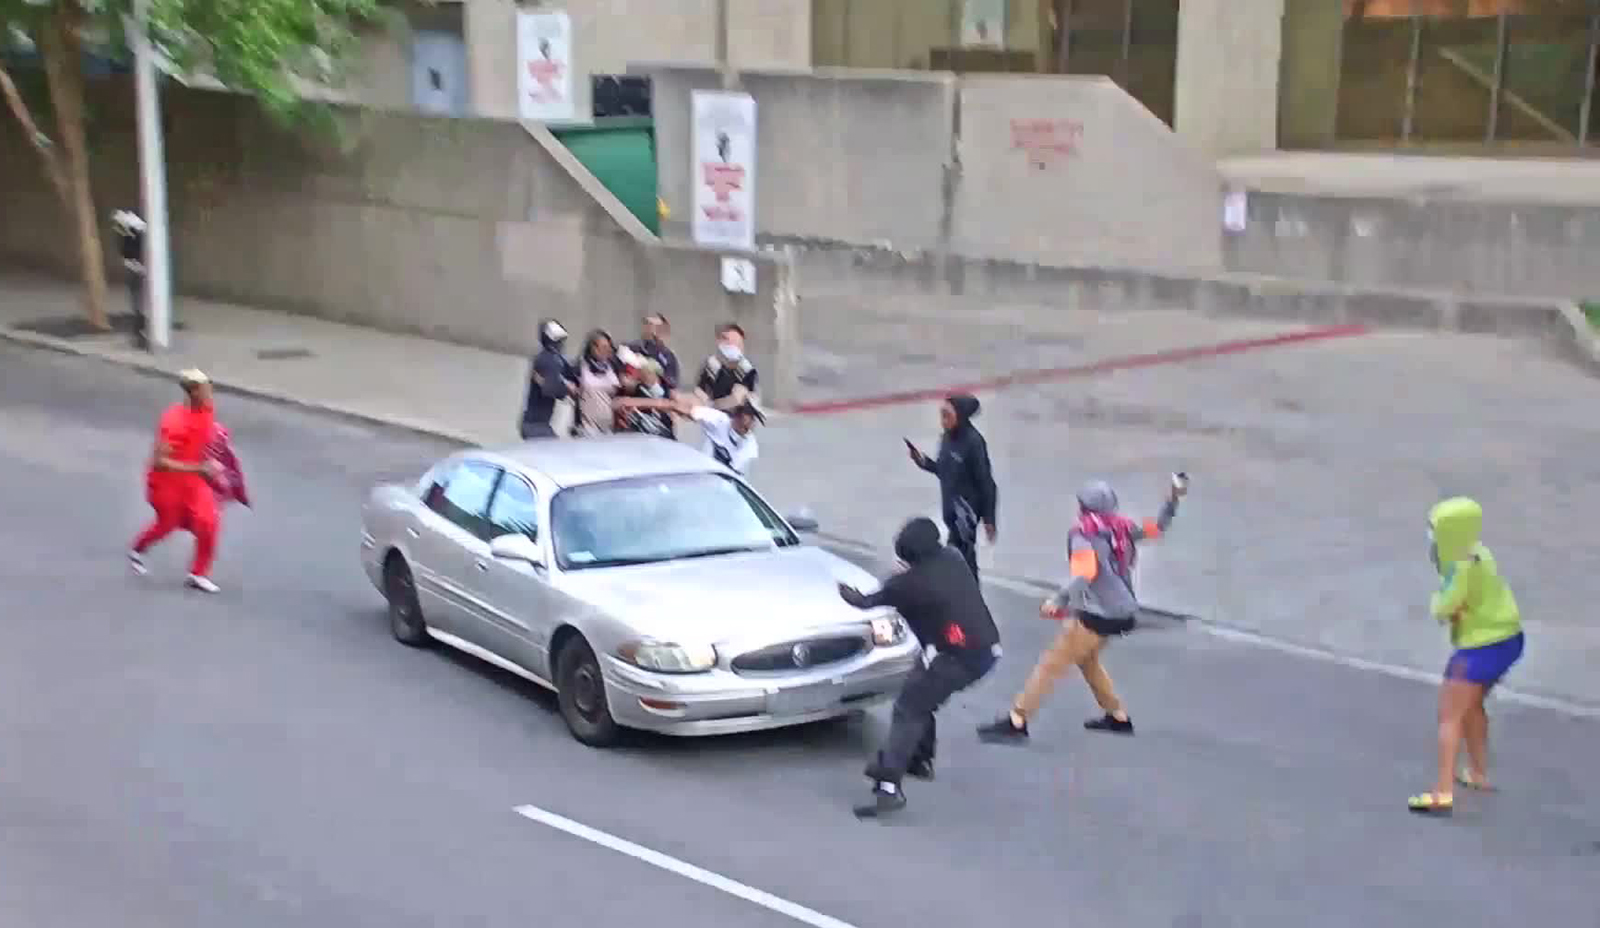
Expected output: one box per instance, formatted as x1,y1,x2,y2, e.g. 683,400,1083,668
551,118,660,236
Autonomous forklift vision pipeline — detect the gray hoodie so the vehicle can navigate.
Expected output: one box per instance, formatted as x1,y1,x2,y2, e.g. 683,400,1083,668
1050,481,1179,620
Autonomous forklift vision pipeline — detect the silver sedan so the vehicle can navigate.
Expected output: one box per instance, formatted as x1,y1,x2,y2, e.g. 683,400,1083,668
360,435,919,746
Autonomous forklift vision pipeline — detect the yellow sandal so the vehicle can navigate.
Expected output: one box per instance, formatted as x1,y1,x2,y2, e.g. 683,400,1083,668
1407,792,1454,815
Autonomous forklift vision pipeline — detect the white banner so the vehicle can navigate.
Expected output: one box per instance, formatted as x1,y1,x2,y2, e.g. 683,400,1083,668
961,0,1006,48
517,10,574,122
691,90,757,251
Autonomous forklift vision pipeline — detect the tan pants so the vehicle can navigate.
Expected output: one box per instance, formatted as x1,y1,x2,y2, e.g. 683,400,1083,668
1013,618,1124,719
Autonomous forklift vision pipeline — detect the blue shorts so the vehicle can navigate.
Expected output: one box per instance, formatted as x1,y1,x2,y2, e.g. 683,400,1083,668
1445,632,1525,686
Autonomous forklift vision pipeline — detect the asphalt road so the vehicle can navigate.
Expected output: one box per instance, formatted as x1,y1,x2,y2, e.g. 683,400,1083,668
2,342,1596,928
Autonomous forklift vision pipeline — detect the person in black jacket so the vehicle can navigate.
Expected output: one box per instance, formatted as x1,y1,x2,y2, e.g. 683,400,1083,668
519,320,577,440
838,517,1002,819
906,394,997,577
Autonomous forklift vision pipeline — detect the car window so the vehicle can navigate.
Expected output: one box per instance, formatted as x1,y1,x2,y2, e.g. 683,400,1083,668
429,460,501,541
551,472,798,570
486,474,539,542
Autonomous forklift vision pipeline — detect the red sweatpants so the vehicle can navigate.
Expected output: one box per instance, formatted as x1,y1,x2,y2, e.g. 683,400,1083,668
132,479,219,577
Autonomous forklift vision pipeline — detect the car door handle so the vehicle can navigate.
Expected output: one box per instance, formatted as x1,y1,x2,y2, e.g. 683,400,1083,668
475,559,489,571
406,528,420,539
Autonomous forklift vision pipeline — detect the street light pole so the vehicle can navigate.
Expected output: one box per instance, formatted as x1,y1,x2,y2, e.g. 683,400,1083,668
131,0,171,351
715,0,736,89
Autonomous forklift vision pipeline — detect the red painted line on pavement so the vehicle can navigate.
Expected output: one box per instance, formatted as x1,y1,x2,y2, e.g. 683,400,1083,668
791,323,1371,416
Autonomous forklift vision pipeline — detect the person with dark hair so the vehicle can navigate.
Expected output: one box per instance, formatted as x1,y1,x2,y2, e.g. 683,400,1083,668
838,516,1001,819
695,322,759,411
978,476,1185,745
573,329,622,437
520,319,577,440
906,394,997,577
629,313,680,393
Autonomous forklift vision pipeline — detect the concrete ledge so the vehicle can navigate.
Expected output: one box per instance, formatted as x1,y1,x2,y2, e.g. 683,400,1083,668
778,239,1600,377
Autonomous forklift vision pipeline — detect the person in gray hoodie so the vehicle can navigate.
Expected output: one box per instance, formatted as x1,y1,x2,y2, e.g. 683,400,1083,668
977,477,1185,743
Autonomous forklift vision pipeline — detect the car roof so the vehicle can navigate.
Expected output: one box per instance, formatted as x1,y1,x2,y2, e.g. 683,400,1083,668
468,434,724,488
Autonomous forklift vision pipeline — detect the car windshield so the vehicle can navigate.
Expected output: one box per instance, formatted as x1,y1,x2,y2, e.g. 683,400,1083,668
551,472,800,570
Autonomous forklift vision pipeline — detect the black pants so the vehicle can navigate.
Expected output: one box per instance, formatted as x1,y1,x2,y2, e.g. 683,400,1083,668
869,649,996,784
519,421,557,440
948,530,979,579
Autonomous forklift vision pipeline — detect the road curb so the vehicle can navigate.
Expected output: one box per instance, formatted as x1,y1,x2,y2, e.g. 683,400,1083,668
0,325,485,448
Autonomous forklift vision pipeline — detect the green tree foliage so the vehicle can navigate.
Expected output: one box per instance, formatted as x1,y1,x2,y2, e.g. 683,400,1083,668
0,0,385,327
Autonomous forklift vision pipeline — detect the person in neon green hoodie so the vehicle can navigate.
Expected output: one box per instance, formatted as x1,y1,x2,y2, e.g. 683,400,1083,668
1409,497,1525,816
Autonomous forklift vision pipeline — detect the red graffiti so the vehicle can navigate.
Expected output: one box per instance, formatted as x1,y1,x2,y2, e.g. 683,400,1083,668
701,163,745,202
1011,118,1083,169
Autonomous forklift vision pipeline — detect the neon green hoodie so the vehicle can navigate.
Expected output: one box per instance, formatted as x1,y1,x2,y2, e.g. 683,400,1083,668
1428,497,1521,649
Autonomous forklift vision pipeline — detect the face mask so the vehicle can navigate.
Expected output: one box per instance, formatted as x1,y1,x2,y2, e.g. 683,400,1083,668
644,383,665,398
719,343,743,362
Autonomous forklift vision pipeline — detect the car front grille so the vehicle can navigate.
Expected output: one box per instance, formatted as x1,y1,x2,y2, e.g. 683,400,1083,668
730,635,868,674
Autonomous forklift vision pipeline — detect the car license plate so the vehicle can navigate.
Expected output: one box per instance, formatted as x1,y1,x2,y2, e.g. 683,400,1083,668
767,685,839,717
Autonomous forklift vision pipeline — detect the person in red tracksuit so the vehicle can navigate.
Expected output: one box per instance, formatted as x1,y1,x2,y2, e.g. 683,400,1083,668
128,369,223,593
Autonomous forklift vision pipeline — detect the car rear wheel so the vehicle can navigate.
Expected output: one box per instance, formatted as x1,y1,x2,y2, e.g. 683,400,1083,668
384,556,430,647
556,636,621,747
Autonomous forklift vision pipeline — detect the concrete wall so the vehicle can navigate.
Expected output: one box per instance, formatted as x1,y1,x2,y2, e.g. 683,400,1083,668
642,64,1222,271
0,81,799,404
1224,191,1600,301
953,75,1221,272
1174,0,1284,157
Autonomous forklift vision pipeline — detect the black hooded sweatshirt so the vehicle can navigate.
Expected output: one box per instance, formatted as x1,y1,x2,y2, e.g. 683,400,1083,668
521,332,576,431
918,395,998,542
840,518,1000,660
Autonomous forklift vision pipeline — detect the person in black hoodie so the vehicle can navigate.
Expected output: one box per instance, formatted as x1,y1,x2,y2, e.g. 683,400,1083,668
519,320,577,440
907,394,997,577
838,517,1002,819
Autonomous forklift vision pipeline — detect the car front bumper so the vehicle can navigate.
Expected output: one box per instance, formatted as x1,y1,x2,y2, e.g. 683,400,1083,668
601,643,920,736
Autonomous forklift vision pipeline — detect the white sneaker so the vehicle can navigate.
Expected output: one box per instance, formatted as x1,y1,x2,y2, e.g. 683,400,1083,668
128,552,148,576
185,575,220,594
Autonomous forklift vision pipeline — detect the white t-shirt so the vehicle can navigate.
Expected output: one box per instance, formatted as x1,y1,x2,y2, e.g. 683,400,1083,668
691,407,759,475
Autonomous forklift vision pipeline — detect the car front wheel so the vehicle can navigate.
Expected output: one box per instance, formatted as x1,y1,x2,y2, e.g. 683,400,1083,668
556,636,621,747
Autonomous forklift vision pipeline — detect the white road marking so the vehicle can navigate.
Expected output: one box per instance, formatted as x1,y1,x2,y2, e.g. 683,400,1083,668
512,804,861,928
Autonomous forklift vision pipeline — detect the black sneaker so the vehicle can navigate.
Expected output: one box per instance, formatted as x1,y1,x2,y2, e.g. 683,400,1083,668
1084,713,1134,735
853,782,907,819
906,758,935,781
977,716,1029,744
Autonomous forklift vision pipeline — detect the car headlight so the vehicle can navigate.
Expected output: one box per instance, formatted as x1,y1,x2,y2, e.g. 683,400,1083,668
617,639,717,673
870,615,908,647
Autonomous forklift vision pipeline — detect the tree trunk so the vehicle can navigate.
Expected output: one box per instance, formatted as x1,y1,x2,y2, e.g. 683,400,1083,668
39,2,109,331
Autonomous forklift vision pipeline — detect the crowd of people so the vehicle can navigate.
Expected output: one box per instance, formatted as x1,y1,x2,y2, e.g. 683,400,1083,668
517,313,766,475
126,333,1528,825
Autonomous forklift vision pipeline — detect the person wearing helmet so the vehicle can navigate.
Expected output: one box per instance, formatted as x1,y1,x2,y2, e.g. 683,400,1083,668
978,476,1185,744
520,319,578,440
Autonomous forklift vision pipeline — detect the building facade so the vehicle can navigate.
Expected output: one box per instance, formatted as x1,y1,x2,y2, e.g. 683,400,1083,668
352,0,1600,159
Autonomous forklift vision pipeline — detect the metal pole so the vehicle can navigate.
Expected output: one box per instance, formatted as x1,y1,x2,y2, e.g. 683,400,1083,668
1118,0,1133,87
1486,12,1508,143
1580,12,1598,147
715,0,736,88
1401,15,1421,143
132,0,171,351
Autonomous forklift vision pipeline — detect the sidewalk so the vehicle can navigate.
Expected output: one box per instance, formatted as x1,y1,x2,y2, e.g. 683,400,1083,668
5,271,1600,710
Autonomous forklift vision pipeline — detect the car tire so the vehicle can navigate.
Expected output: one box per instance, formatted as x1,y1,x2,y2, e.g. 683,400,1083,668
555,636,621,747
384,556,430,647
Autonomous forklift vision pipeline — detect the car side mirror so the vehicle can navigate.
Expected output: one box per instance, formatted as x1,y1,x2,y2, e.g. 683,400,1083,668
786,509,820,533
489,533,544,566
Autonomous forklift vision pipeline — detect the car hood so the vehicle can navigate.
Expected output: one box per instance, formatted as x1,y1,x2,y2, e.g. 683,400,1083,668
554,545,887,644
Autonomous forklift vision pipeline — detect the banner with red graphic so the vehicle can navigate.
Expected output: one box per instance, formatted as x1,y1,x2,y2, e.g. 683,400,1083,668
517,10,574,122
691,90,757,251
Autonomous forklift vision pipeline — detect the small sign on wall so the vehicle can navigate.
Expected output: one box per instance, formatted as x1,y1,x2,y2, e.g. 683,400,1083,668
1223,190,1248,232
517,10,574,122
692,90,758,251
721,256,757,294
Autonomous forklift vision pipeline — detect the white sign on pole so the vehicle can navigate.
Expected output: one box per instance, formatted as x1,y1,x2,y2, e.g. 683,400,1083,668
720,256,756,294
691,90,756,251
517,10,574,121
1222,190,1248,232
